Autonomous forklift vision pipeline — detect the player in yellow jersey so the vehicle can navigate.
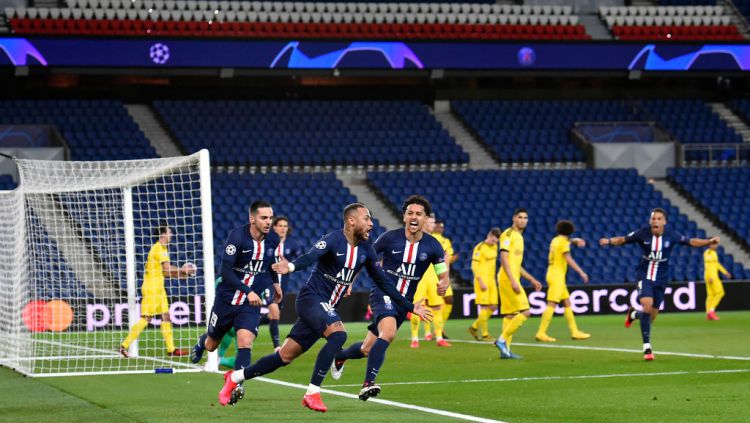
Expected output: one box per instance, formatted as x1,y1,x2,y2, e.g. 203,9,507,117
120,223,196,357
468,227,502,341
431,219,458,339
704,243,731,320
494,208,542,359
410,214,450,347
535,220,590,342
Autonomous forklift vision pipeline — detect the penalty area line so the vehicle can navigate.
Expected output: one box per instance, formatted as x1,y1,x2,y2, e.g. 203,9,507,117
448,338,750,361
255,376,507,423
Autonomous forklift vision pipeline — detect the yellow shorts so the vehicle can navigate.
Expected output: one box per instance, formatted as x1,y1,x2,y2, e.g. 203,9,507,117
705,277,725,296
414,277,444,307
140,284,169,316
499,279,530,315
546,277,570,304
474,278,498,306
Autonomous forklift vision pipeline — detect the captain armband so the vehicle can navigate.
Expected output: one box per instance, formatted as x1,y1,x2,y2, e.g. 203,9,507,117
434,262,448,275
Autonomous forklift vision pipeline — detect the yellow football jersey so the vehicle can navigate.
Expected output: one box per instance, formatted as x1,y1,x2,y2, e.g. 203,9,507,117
498,227,524,283
703,249,728,280
546,235,571,281
143,242,170,289
433,233,455,261
472,241,497,281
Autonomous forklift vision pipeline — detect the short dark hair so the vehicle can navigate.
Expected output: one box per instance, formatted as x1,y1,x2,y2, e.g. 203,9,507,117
273,216,291,235
556,220,575,236
343,202,366,222
489,227,502,238
435,219,445,225
402,195,432,217
651,207,668,220
250,200,272,215
513,208,528,217
156,222,171,237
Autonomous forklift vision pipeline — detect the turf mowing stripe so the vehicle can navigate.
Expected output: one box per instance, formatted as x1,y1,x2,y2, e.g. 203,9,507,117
326,368,750,388
253,376,508,423
447,338,750,361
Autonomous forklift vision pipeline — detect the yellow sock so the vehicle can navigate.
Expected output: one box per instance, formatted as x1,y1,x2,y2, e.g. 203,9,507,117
433,307,445,340
442,303,453,327
161,321,175,353
424,318,432,336
479,308,493,337
501,314,527,341
563,307,579,334
709,292,724,311
705,293,713,312
502,317,514,345
121,318,148,349
410,312,421,340
537,306,555,336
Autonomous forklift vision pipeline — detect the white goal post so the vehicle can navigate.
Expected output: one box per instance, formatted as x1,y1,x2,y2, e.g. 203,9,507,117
0,150,215,377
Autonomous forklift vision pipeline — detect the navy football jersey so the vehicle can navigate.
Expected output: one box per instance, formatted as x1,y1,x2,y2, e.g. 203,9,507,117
273,236,302,288
217,225,280,306
292,230,413,311
624,226,690,284
371,229,445,303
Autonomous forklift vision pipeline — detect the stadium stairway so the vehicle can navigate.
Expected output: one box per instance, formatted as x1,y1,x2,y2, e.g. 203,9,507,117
651,179,750,267
125,104,184,157
708,102,750,142
433,100,500,170
336,170,402,231
29,195,118,298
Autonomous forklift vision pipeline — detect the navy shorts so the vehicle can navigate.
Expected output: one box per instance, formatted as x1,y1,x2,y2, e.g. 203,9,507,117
367,293,408,336
287,293,342,352
637,279,666,309
207,300,261,341
260,286,284,308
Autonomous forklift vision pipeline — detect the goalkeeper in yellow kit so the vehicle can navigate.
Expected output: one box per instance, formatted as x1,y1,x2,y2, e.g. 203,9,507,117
120,223,196,357
704,243,731,321
535,220,590,342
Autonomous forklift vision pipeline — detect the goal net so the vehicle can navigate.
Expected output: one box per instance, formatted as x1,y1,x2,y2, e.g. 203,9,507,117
0,150,215,377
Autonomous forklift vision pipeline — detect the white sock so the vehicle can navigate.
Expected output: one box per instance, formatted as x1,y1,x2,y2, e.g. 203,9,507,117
436,336,444,341
643,343,652,351
708,309,715,313
498,336,506,343
411,337,418,342
231,370,245,384
305,384,320,395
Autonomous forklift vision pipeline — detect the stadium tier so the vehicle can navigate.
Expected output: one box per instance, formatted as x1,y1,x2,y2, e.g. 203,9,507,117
0,100,156,161
154,100,469,167
368,168,748,285
211,171,385,292
599,5,742,40
5,2,589,39
452,100,637,163
669,167,750,249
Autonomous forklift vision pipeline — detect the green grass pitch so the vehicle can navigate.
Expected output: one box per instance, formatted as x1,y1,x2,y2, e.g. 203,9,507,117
1,311,748,422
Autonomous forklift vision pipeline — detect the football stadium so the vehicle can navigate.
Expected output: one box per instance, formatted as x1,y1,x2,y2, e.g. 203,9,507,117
1,0,749,421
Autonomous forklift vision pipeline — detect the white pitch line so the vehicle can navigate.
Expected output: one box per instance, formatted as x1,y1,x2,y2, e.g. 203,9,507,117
326,368,750,388
447,338,750,361
253,376,508,423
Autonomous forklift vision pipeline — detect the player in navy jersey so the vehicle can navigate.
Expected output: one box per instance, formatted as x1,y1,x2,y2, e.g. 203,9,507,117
190,200,282,405
600,208,719,360
258,216,303,350
330,195,448,401
218,202,432,412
